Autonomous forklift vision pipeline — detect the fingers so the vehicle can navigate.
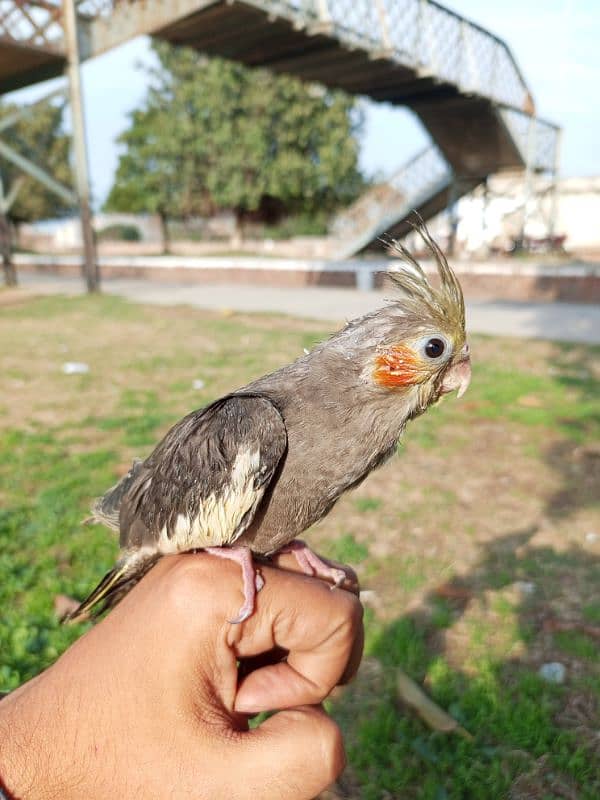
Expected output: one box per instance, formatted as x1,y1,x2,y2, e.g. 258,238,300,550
233,565,363,713
231,706,345,800
128,554,363,715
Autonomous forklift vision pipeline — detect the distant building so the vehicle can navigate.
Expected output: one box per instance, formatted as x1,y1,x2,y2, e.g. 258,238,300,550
15,177,600,261
18,213,164,250
455,174,600,259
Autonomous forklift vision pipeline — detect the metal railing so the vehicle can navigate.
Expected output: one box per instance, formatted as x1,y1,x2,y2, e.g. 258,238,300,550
388,144,451,201
253,0,534,110
0,0,112,52
1,1,537,116
500,107,560,173
41,0,534,112
0,0,64,50
331,144,452,254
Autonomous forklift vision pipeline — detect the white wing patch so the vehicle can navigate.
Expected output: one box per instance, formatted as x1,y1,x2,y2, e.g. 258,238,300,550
157,447,262,554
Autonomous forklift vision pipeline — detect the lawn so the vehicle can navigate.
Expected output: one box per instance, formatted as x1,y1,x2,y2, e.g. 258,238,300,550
1,292,599,799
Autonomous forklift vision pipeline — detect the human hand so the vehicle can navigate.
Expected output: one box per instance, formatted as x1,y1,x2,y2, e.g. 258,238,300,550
0,551,363,800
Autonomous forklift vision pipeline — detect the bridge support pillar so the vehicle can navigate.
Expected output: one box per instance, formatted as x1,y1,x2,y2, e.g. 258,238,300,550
447,176,461,257
63,0,99,292
548,128,562,241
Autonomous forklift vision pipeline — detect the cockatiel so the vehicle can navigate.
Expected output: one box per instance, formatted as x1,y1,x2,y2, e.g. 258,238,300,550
65,223,471,624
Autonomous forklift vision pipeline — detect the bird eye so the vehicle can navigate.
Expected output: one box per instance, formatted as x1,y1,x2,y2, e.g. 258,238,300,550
425,338,446,359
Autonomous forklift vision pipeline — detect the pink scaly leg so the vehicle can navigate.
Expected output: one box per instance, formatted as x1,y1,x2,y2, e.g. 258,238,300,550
279,539,347,589
204,546,263,624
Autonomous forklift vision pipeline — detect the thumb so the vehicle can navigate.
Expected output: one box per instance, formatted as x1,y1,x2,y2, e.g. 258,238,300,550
233,706,345,800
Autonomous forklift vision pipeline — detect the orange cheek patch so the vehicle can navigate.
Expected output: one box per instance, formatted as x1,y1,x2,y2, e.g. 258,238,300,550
373,345,423,388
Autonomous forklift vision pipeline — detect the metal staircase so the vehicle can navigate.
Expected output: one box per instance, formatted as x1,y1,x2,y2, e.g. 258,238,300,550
0,0,560,258
331,109,559,257
331,145,453,257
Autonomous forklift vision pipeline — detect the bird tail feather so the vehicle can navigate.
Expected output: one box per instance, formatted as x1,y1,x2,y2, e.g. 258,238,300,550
62,551,160,624
85,458,144,531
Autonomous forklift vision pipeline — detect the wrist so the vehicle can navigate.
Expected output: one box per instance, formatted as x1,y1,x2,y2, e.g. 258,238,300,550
0,694,14,798
0,684,40,799
0,675,71,800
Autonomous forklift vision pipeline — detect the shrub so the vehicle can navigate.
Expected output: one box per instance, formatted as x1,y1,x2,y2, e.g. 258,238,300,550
97,224,141,242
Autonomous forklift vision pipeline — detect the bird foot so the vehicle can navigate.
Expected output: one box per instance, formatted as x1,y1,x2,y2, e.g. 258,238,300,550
204,546,262,624
279,540,348,589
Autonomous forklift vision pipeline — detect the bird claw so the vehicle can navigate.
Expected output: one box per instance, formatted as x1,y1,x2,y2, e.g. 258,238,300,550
204,546,260,624
203,539,350,625
329,568,347,589
280,540,352,589
254,570,265,593
227,604,254,625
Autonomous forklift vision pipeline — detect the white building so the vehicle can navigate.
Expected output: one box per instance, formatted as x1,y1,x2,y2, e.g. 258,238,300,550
455,174,600,258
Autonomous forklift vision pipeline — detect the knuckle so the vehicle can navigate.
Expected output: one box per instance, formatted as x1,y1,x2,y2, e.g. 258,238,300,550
336,589,364,631
316,715,346,785
161,554,212,613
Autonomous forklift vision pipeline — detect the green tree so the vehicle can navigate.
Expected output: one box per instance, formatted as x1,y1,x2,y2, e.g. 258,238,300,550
105,43,364,243
0,99,72,286
103,104,186,253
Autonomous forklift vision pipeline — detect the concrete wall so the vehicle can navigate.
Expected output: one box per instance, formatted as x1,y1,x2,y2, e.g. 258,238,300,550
18,213,164,249
456,174,600,257
14,254,600,304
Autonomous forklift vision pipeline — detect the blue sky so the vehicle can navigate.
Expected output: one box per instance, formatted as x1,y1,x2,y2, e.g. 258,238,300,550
9,0,600,208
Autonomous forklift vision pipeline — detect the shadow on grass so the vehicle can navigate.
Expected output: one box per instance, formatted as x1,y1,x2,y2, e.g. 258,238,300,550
543,342,600,519
325,340,600,799
328,527,599,800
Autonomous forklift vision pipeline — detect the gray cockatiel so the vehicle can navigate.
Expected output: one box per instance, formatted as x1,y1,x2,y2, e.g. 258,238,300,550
65,224,471,624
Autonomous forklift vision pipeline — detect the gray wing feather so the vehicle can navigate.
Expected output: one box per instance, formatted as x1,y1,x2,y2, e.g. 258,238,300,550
119,395,287,551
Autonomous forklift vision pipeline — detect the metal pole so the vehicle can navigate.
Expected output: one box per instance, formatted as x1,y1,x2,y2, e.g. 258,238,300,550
0,88,68,134
374,0,392,51
0,177,16,287
479,177,489,257
62,0,99,292
548,128,562,242
447,173,459,257
519,115,536,251
0,139,77,206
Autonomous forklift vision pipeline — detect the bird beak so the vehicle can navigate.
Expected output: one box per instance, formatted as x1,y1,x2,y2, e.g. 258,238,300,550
441,345,471,399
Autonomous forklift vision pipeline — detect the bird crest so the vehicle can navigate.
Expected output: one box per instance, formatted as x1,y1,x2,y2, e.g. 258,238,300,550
383,218,465,342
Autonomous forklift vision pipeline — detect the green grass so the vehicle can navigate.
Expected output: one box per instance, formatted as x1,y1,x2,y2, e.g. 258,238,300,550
354,497,383,513
582,602,600,625
553,631,597,661
0,427,119,686
470,353,599,444
1,294,599,798
328,533,370,564
334,615,598,799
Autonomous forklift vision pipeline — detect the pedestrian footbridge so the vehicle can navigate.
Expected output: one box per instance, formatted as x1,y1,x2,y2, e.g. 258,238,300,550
1,1,559,256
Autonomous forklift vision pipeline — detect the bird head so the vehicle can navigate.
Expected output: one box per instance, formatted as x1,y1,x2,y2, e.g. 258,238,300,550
373,223,470,411
328,222,470,421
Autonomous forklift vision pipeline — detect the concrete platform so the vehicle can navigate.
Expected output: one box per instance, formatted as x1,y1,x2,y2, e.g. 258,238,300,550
15,272,600,345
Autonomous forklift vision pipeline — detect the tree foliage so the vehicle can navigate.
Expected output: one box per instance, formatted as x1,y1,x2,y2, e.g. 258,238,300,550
0,98,72,285
0,99,73,223
105,43,364,226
